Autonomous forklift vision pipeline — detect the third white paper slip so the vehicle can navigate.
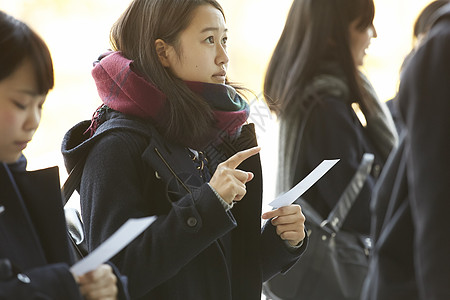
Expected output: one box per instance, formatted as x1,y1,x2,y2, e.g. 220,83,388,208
71,216,156,276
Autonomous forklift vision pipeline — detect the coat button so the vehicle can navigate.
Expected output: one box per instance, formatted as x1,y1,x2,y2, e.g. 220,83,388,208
186,217,198,227
17,273,31,284
0,205,5,214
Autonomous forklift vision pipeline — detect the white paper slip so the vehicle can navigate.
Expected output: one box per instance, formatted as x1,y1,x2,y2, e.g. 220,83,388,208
71,216,156,276
268,159,340,208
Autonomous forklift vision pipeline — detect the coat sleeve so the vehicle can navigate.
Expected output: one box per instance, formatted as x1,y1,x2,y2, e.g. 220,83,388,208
260,222,308,281
79,131,237,298
399,18,450,299
0,263,81,300
298,97,378,234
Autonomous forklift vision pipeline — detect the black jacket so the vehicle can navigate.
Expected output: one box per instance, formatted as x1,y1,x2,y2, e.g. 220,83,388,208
289,94,387,234
62,111,306,299
0,162,83,299
0,161,129,299
362,5,450,299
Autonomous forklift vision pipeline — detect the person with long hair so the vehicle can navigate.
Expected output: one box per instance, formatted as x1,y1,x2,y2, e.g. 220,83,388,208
0,10,128,300
61,0,307,299
263,0,397,298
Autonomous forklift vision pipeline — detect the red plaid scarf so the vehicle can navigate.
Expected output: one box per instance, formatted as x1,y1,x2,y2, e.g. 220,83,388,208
88,52,249,144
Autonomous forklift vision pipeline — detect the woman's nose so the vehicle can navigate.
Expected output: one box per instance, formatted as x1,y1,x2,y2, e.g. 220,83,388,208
24,106,41,132
216,44,229,66
371,24,378,38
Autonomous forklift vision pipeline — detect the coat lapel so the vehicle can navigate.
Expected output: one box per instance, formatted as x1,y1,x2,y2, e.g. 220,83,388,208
13,166,73,265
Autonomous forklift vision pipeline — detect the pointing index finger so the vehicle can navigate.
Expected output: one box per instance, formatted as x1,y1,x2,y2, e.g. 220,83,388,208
223,146,261,169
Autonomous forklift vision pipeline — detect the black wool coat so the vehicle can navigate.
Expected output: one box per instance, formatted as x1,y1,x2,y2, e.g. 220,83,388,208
0,162,82,299
0,161,129,300
287,94,387,235
362,5,450,299
62,111,306,300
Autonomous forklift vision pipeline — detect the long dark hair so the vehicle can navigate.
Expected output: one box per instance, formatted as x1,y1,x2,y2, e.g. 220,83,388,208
0,10,54,94
110,0,226,147
264,0,375,117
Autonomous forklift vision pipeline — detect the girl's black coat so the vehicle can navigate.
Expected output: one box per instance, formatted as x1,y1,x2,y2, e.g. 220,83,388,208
289,95,386,234
62,112,306,300
0,163,82,299
0,162,129,299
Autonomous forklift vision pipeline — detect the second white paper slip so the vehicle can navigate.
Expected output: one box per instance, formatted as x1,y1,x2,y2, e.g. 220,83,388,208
71,216,156,276
268,159,340,208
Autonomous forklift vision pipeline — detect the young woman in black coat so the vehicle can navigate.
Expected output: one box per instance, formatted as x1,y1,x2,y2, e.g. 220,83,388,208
62,0,307,299
0,10,128,300
263,0,397,298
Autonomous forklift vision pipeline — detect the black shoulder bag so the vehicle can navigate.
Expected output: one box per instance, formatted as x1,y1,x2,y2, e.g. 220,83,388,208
263,102,374,300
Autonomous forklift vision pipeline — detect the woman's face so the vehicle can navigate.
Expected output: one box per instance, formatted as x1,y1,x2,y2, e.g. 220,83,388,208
0,59,46,163
162,4,229,84
349,21,377,66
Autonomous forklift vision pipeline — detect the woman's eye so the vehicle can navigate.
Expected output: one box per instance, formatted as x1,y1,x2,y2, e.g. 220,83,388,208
222,37,228,46
206,36,214,44
13,101,26,110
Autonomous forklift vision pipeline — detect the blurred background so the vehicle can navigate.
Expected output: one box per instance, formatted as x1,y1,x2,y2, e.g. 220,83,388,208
0,0,436,206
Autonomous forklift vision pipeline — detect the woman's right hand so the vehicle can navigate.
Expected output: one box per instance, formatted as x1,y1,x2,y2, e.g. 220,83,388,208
209,146,261,204
73,264,118,300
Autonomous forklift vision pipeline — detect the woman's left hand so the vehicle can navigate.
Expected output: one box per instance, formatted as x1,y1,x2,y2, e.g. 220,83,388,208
262,204,306,246
76,264,118,300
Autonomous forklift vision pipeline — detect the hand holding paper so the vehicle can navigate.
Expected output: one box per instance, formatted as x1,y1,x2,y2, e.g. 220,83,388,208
262,204,306,246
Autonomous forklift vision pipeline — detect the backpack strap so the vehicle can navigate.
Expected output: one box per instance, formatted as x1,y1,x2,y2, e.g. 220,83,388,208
62,159,85,205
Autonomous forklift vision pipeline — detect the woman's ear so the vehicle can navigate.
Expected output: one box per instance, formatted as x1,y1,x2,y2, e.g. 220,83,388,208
155,39,171,67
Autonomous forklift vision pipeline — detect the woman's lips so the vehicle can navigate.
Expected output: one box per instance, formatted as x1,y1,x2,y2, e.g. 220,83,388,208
212,71,226,83
15,141,30,151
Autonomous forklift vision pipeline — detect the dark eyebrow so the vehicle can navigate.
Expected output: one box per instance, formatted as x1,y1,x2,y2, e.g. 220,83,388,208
14,89,39,97
201,27,228,33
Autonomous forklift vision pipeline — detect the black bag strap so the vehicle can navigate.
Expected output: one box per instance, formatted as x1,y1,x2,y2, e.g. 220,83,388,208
321,153,374,233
